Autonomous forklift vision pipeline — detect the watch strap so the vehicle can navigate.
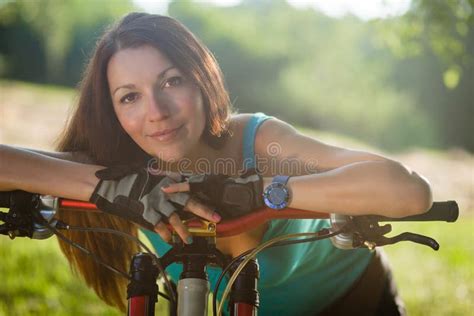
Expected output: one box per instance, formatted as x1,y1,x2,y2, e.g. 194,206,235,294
273,175,290,185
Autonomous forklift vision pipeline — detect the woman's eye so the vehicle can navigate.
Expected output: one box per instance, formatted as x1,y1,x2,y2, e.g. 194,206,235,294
120,92,139,104
163,76,183,88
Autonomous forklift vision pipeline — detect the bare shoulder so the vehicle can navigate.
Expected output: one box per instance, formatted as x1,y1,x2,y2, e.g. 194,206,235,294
226,113,254,143
228,113,293,137
253,116,298,155
228,113,254,132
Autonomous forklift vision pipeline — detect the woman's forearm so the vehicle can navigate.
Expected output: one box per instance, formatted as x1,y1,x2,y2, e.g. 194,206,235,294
0,145,101,201
268,160,433,217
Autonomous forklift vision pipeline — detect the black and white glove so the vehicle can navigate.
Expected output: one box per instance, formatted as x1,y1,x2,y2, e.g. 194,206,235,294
187,169,264,219
90,165,191,231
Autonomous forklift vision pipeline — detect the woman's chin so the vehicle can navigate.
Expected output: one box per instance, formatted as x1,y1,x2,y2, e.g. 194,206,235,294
149,150,188,166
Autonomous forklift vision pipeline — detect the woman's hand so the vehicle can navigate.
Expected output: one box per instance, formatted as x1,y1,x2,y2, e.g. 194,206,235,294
163,170,264,220
157,175,222,244
90,166,221,244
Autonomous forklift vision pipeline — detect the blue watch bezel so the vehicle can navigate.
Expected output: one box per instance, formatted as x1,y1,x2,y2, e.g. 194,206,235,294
263,176,291,210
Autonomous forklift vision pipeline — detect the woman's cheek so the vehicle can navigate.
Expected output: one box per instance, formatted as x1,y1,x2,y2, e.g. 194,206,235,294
187,88,205,128
117,104,145,131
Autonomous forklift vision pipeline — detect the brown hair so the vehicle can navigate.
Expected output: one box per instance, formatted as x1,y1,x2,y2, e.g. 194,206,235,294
56,12,232,311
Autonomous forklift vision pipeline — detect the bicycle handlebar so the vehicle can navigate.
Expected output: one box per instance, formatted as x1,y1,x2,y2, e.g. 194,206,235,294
0,190,460,237
56,198,459,237
59,198,329,237
368,201,459,223
0,193,9,208
0,190,30,208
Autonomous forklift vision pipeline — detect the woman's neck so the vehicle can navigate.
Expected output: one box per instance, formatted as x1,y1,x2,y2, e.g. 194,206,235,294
165,140,223,174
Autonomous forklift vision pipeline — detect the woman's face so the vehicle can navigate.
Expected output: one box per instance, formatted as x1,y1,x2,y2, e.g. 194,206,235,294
107,45,206,162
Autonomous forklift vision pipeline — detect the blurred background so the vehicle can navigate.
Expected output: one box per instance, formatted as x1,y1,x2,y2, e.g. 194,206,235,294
0,0,472,315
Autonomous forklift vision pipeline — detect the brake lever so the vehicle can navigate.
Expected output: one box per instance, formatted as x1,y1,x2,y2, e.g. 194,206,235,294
0,194,58,240
331,215,441,251
349,216,393,249
370,232,440,250
0,206,35,238
0,224,13,237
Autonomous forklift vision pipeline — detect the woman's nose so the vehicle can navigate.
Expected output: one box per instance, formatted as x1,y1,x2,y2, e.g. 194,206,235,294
147,92,170,121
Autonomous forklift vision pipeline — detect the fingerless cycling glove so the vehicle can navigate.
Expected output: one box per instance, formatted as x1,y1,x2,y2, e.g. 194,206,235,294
187,169,263,219
90,165,191,230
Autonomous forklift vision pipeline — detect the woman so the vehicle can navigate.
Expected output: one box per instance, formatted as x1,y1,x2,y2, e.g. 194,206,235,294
0,12,432,315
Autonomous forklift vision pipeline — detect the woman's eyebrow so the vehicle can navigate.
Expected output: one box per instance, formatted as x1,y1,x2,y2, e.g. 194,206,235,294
112,84,135,96
158,65,176,79
112,65,176,96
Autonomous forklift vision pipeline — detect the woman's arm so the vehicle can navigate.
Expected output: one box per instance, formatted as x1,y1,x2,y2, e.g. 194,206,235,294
0,144,219,242
0,144,101,201
255,119,433,218
14,147,93,164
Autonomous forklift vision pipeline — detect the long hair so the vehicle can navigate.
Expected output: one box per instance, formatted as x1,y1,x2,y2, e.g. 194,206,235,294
56,12,232,311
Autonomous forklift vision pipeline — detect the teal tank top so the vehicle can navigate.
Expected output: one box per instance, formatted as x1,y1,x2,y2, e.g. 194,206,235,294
142,112,373,315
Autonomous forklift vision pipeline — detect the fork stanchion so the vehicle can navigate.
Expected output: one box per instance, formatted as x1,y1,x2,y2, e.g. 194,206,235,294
177,247,210,316
229,258,259,316
127,253,159,316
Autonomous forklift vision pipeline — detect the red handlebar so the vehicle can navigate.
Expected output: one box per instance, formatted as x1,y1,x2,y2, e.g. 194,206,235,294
58,199,329,237
214,208,328,237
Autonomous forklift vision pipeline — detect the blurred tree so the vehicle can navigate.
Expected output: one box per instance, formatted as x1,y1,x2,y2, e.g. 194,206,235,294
374,0,473,150
170,0,438,150
0,0,134,84
375,0,473,89
0,1,45,81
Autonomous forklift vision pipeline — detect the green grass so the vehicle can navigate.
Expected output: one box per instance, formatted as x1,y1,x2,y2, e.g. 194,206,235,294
0,227,174,315
384,217,474,315
0,237,121,315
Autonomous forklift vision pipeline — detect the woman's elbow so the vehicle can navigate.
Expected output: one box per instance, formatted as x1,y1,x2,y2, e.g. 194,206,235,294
406,172,433,216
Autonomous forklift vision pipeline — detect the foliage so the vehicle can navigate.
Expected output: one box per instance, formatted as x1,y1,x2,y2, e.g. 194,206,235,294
0,0,134,84
373,0,474,150
374,0,473,88
169,1,440,150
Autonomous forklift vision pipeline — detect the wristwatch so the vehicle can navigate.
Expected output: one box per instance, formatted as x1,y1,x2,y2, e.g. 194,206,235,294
263,175,291,210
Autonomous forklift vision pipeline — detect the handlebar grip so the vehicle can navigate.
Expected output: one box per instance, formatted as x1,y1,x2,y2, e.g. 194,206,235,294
369,201,459,223
0,191,12,208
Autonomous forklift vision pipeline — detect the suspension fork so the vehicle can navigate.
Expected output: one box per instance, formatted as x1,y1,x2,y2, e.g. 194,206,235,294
159,236,228,316
177,252,210,316
127,253,160,316
229,258,260,316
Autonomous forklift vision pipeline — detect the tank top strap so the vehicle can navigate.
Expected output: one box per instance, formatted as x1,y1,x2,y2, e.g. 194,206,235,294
242,112,273,171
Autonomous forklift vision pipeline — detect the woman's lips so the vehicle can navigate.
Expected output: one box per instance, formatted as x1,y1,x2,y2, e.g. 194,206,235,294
149,125,183,142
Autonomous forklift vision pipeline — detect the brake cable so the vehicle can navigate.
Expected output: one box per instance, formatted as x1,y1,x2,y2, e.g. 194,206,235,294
211,227,342,316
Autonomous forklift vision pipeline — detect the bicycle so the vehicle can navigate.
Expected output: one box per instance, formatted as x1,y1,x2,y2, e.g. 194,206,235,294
0,190,459,315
